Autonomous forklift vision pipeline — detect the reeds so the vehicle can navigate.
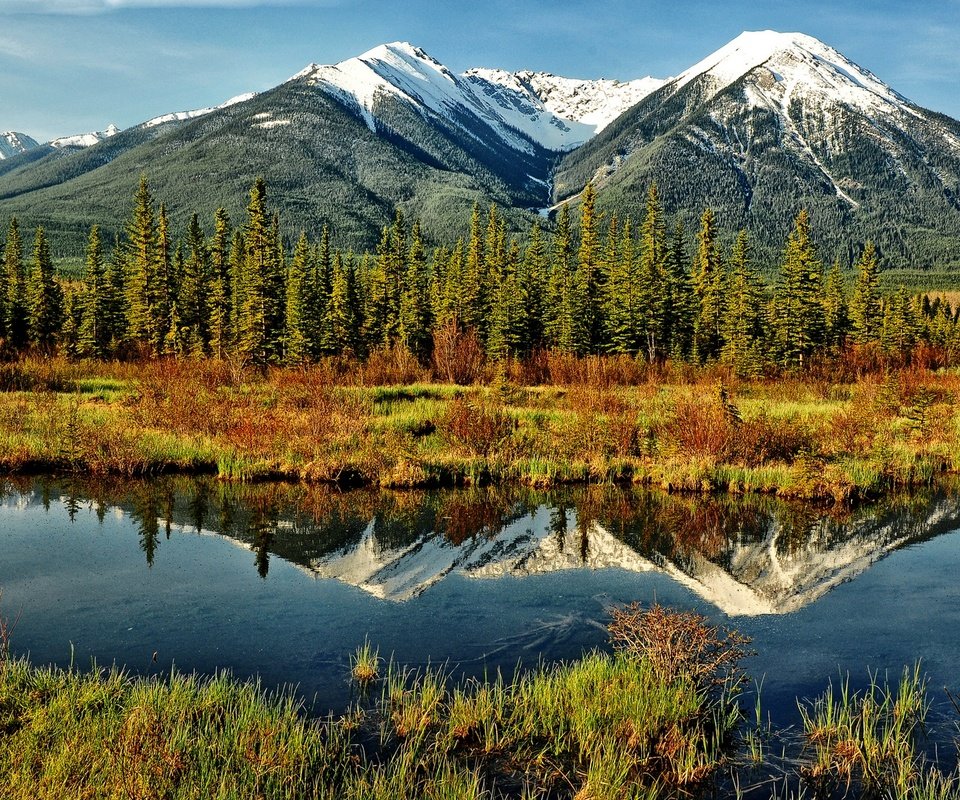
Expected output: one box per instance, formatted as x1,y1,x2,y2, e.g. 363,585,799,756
0,355,957,500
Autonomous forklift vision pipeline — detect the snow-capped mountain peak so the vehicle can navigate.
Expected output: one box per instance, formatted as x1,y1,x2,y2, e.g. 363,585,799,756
50,123,121,149
466,68,666,133
671,29,910,116
141,91,257,129
0,130,40,160
294,42,664,152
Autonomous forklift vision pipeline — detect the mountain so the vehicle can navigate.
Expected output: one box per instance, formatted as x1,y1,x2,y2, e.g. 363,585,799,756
0,42,594,255
554,30,960,267
3,32,960,266
0,131,40,160
49,124,122,150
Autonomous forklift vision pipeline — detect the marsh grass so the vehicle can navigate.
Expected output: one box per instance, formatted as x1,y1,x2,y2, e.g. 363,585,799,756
0,356,957,500
351,639,381,686
798,665,933,798
0,606,750,800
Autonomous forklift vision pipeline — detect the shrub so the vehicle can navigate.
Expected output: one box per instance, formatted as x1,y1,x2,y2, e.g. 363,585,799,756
440,396,513,459
432,320,484,385
608,602,751,691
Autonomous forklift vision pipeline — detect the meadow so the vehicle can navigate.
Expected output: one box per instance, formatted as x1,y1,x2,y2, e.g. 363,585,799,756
0,350,957,503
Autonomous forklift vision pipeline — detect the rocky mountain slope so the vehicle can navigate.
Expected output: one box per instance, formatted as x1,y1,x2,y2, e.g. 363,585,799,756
2,32,960,266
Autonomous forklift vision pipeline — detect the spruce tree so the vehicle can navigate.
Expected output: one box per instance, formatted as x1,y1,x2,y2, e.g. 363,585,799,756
849,242,881,344
576,182,604,349
399,219,432,359
721,231,764,377
3,218,27,348
208,208,232,359
519,222,549,352
60,287,80,359
692,208,725,362
462,203,485,332
155,204,176,352
605,217,640,354
27,226,63,351
237,179,284,365
880,287,919,356
124,176,161,355
775,209,825,367
180,213,210,357
227,229,246,350
363,226,392,349
327,252,358,356
76,225,109,359
545,204,587,353
666,219,694,360
104,235,127,352
637,185,668,360
824,260,849,350
284,232,313,365
486,239,525,360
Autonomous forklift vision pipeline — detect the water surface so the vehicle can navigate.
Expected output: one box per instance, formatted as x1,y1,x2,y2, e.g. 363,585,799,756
3,477,959,731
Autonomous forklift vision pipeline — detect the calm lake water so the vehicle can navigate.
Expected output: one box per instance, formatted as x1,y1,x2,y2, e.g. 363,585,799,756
3,476,960,732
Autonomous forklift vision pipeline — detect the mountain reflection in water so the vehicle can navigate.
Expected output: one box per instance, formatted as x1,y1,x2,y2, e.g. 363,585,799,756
6,476,960,617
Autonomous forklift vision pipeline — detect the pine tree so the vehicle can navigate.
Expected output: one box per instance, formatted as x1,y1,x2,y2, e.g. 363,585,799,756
284,232,313,365
3,218,27,348
124,175,161,355
775,209,825,367
637,185,668,360
76,224,109,359
399,219,432,359
823,260,849,350
208,208,232,359
721,231,764,377
179,213,210,357
849,242,881,344
692,208,726,362
27,226,63,350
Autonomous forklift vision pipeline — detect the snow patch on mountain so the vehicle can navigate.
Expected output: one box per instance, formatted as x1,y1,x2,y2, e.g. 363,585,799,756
294,41,664,152
467,68,665,134
142,92,256,129
50,123,120,149
0,131,40,160
671,30,909,116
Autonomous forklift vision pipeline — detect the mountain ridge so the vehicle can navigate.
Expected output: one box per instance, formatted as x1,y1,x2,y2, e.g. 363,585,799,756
3,31,960,267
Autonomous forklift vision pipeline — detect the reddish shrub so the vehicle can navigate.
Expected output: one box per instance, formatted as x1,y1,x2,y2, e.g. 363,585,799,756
432,320,484,385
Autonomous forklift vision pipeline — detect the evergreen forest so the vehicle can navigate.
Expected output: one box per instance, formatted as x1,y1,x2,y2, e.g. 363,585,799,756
1,176,955,376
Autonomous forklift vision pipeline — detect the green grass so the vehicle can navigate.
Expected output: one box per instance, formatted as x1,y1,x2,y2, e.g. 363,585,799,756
1,357,959,501
0,604,745,800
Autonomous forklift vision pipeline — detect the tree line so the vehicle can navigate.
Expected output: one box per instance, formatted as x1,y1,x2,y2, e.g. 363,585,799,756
0,176,955,374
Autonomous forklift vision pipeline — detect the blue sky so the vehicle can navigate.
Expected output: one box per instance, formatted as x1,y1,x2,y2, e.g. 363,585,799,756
3,0,960,141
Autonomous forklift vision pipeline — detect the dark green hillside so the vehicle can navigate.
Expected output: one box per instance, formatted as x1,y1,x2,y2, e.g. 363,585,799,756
553,75,960,270
0,79,546,256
